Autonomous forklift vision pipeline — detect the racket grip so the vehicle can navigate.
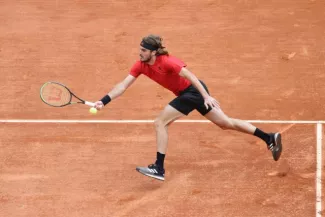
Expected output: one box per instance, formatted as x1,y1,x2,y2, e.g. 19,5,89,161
84,101,95,107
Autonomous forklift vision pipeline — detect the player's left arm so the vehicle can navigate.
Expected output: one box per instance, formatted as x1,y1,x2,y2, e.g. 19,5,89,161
179,67,220,109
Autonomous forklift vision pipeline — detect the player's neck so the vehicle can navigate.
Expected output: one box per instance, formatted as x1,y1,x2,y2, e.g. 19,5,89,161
146,55,157,65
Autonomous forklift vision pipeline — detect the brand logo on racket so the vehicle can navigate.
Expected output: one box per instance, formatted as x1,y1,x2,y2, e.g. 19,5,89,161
48,87,62,101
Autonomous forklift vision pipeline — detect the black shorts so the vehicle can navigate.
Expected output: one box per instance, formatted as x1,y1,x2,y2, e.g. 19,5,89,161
169,80,212,116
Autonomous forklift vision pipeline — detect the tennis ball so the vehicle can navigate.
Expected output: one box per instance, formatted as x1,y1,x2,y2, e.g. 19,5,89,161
89,107,97,114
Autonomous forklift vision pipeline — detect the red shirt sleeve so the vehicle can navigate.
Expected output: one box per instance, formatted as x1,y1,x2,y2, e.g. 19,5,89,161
129,61,142,78
165,56,186,74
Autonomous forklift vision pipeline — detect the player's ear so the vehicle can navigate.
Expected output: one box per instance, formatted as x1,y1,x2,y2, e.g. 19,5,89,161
151,50,157,56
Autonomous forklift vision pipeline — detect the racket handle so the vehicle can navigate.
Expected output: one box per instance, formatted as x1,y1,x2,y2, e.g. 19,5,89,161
84,101,95,107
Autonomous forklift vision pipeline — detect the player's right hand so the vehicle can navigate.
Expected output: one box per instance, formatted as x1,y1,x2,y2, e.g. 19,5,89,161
94,101,104,110
204,96,220,110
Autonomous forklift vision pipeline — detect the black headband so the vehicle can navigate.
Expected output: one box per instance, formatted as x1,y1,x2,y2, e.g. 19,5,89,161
140,40,158,51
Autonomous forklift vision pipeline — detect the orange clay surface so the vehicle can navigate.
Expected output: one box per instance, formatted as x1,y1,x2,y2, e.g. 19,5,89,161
0,1,324,217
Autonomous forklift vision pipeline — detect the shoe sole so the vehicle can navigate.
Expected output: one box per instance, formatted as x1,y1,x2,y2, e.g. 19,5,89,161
136,168,165,181
273,132,282,161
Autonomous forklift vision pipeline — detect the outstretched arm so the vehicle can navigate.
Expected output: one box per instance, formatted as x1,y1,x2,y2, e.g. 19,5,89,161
94,75,137,110
179,67,220,109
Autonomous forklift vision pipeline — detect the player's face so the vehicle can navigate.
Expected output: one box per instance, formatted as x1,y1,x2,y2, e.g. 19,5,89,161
139,46,154,62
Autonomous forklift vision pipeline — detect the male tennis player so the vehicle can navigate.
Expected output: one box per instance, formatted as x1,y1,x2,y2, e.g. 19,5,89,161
94,34,282,181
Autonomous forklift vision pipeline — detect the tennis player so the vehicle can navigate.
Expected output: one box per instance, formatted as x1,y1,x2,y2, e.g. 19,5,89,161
94,34,282,181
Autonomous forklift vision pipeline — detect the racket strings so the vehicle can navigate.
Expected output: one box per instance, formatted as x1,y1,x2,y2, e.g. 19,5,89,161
41,83,71,106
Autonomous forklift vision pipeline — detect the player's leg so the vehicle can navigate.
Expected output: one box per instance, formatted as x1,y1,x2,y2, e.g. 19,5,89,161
154,104,185,154
136,92,196,181
136,104,186,181
204,107,256,134
191,80,282,161
203,107,282,161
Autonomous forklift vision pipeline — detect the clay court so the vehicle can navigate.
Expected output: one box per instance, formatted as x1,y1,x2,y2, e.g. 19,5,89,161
0,1,324,217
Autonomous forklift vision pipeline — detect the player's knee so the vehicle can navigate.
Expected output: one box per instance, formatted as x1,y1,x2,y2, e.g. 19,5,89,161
217,120,233,130
219,124,229,130
154,118,166,129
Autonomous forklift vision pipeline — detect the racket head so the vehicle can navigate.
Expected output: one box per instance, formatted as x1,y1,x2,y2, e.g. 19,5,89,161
40,81,72,107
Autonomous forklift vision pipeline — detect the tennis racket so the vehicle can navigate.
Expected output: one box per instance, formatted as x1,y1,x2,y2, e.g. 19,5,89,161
40,81,95,107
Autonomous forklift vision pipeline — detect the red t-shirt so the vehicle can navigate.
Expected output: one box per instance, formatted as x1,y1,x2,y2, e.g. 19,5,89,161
129,55,191,96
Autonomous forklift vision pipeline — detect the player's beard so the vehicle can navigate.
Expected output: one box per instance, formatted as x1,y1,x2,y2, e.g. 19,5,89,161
140,54,152,62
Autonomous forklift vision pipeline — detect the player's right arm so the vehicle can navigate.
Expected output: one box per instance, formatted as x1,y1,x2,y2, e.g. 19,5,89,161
94,74,137,110
106,75,137,100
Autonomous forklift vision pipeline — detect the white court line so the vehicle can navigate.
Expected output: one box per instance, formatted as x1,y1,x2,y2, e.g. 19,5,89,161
316,123,322,217
0,119,325,124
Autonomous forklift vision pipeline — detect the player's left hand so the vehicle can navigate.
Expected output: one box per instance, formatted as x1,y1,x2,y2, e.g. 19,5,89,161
204,96,220,110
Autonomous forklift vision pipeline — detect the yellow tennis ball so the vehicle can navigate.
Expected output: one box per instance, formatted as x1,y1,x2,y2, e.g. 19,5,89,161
89,107,97,114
